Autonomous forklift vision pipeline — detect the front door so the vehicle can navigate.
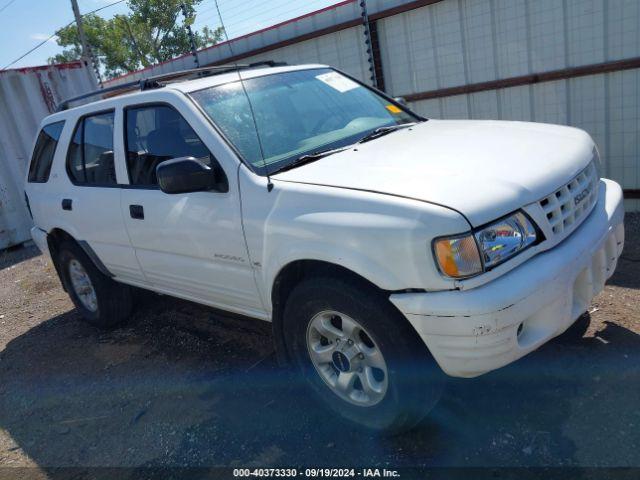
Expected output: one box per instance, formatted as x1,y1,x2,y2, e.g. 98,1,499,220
119,102,265,318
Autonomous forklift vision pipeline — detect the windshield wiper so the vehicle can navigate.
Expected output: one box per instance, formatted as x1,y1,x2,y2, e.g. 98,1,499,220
271,123,417,174
357,123,416,144
272,146,351,174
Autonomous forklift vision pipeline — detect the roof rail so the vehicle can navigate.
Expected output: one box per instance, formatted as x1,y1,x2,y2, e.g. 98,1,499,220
56,60,288,112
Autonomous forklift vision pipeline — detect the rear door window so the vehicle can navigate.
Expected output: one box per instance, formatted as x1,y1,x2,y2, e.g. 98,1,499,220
67,111,117,186
28,121,65,183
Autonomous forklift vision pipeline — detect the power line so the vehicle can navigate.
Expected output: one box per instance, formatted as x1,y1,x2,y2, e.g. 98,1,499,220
88,0,126,16
195,0,323,26
2,0,338,72
1,0,126,70
192,0,331,34
1,21,74,70
0,0,18,15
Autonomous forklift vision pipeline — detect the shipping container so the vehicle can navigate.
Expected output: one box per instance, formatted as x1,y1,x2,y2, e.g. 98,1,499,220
0,61,96,249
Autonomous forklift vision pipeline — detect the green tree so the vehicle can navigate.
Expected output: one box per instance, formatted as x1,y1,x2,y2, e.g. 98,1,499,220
49,0,224,79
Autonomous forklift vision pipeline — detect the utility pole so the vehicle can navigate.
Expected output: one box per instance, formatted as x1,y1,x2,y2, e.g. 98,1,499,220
69,0,103,87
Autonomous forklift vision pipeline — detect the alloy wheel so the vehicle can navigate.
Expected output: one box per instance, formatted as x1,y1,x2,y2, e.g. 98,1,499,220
306,310,388,407
68,259,98,313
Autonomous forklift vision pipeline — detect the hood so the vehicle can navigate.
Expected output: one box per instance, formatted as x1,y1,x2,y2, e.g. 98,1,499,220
272,120,596,227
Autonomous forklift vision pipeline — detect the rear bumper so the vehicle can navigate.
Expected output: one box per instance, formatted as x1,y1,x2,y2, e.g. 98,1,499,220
390,179,625,378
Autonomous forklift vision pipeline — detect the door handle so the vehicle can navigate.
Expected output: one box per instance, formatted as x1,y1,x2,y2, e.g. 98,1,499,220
62,199,72,211
129,204,144,220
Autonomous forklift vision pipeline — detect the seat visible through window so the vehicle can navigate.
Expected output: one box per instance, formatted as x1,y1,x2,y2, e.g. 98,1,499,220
125,105,214,186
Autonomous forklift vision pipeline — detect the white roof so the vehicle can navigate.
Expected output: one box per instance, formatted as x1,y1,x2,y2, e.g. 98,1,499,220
44,63,329,122
166,63,328,93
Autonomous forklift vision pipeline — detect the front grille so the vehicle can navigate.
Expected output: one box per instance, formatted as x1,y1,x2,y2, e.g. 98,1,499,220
539,162,598,237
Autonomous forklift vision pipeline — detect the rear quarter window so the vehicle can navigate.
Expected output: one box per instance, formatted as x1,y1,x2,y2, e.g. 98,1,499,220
27,121,65,183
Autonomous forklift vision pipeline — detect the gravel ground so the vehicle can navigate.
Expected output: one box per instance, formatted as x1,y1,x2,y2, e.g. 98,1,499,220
0,214,638,479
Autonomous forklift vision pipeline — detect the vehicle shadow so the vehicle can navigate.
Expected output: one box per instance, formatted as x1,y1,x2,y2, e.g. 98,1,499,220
0,244,40,271
607,256,640,289
0,298,638,478
607,212,639,289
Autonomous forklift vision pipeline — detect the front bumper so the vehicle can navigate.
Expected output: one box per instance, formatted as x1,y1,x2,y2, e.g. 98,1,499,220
390,179,625,378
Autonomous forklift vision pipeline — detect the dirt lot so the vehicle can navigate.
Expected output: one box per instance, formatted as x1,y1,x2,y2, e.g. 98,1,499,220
0,214,638,478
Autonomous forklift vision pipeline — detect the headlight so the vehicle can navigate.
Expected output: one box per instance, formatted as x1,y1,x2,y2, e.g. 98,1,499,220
474,211,538,269
433,211,539,279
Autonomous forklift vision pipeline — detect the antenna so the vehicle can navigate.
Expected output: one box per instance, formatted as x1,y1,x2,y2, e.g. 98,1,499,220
212,0,274,192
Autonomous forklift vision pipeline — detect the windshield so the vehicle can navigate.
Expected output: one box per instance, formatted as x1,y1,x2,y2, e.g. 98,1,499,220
190,68,418,175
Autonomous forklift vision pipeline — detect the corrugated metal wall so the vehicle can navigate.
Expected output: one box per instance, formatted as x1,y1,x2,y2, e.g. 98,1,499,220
236,26,374,85
102,0,639,210
0,62,96,248
104,0,375,86
377,0,640,211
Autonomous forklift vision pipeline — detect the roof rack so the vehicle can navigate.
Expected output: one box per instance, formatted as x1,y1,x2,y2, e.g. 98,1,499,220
56,60,287,111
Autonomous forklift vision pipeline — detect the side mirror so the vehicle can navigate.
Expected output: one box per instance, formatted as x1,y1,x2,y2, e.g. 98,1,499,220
156,157,217,194
393,96,408,106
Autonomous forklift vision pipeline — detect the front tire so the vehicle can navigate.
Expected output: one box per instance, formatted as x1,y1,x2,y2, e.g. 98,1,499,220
57,240,132,328
282,276,443,432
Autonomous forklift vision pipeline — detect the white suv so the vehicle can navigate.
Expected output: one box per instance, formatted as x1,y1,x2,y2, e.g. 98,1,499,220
24,63,625,431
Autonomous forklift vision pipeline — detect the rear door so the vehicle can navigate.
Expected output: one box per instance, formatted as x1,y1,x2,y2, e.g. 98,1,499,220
119,99,265,318
57,109,144,282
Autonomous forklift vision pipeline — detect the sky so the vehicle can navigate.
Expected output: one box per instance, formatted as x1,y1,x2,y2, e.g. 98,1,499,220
0,0,338,70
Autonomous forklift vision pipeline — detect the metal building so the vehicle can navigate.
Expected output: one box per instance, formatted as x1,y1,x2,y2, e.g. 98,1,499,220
0,61,96,249
106,0,640,212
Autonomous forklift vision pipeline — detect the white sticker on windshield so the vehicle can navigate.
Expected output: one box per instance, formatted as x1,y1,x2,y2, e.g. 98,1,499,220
316,71,359,93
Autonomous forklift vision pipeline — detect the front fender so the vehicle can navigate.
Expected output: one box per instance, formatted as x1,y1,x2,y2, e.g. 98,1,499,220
239,172,470,312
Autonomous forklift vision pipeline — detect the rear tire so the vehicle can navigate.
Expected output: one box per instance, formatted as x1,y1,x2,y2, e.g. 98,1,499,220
57,240,132,329
282,275,443,432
